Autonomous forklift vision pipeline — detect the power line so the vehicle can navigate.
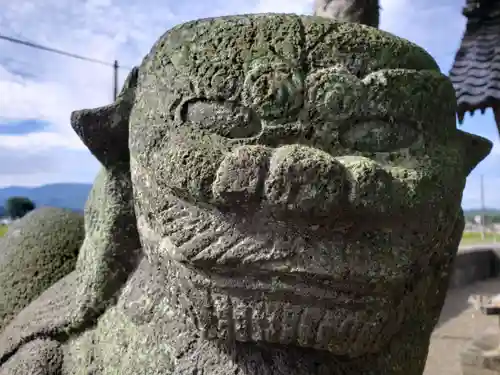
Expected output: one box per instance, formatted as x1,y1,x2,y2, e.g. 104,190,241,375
0,33,133,99
0,33,131,70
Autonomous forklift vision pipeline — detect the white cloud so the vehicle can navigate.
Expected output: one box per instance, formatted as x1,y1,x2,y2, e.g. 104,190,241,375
0,132,75,150
382,1,467,69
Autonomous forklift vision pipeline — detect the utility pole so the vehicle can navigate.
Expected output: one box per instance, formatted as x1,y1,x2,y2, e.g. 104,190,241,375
480,174,486,240
113,60,119,100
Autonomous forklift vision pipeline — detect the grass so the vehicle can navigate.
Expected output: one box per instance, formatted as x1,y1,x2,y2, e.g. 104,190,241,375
460,231,499,246
0,225,6,237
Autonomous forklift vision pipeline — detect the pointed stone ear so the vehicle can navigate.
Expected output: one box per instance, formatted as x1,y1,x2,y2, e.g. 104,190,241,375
70,67,139,168
457,130,492,175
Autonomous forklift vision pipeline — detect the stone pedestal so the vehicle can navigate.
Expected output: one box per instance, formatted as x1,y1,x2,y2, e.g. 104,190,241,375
462,296,500,374
462,327,500,374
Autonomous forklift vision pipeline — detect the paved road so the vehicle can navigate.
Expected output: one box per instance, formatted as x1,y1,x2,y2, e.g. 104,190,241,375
424,278,500,375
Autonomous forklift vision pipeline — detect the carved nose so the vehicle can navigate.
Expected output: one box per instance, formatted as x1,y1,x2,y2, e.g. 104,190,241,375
337,156,395,216
264,144,348,219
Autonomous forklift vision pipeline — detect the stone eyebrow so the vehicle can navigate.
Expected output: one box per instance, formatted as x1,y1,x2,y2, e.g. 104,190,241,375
357,69,456,127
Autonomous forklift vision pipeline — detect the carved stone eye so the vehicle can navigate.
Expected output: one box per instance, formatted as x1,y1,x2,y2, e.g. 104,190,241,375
183,100,262,139
242,62,304,120
340,120,419,152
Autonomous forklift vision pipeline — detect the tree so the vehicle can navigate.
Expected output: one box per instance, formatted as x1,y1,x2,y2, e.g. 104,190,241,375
5,197,36,219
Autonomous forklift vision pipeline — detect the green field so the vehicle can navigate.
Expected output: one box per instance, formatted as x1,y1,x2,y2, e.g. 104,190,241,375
460,231,498,246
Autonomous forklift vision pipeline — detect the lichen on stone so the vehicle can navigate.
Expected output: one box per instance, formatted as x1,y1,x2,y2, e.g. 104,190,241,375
0,207,84,332
0,14,493,375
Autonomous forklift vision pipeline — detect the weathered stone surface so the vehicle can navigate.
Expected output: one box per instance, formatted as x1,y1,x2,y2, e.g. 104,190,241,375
0,207,84,332
0,339,62,375
461,327,500,375
0,14,493,375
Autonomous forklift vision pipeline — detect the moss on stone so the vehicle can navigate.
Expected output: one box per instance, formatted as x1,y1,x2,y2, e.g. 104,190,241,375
0,207,84,332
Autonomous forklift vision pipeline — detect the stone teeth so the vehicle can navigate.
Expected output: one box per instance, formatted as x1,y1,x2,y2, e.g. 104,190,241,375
250,301,265,342
296,307,323,347
233,300,253,342
212,293,235,341
200,290,218,340
314,310,337,350
279,303,303,345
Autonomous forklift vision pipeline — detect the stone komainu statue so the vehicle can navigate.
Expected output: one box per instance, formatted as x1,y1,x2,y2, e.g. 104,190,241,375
0,14,492,375
0,207,84,333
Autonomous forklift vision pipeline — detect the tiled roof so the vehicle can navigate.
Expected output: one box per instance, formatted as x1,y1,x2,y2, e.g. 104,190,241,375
449,0,500,128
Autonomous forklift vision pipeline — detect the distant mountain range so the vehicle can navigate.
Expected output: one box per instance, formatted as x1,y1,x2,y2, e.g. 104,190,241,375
0,183,92,213
0,182,497,218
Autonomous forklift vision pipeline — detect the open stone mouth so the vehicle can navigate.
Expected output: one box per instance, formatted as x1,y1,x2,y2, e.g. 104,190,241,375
151,201,410,308
162,236,397,307
193,268,393,307
139,198,421,354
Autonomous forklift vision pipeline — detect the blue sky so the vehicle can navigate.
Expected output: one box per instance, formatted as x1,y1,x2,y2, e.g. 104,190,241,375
0,0,498,208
